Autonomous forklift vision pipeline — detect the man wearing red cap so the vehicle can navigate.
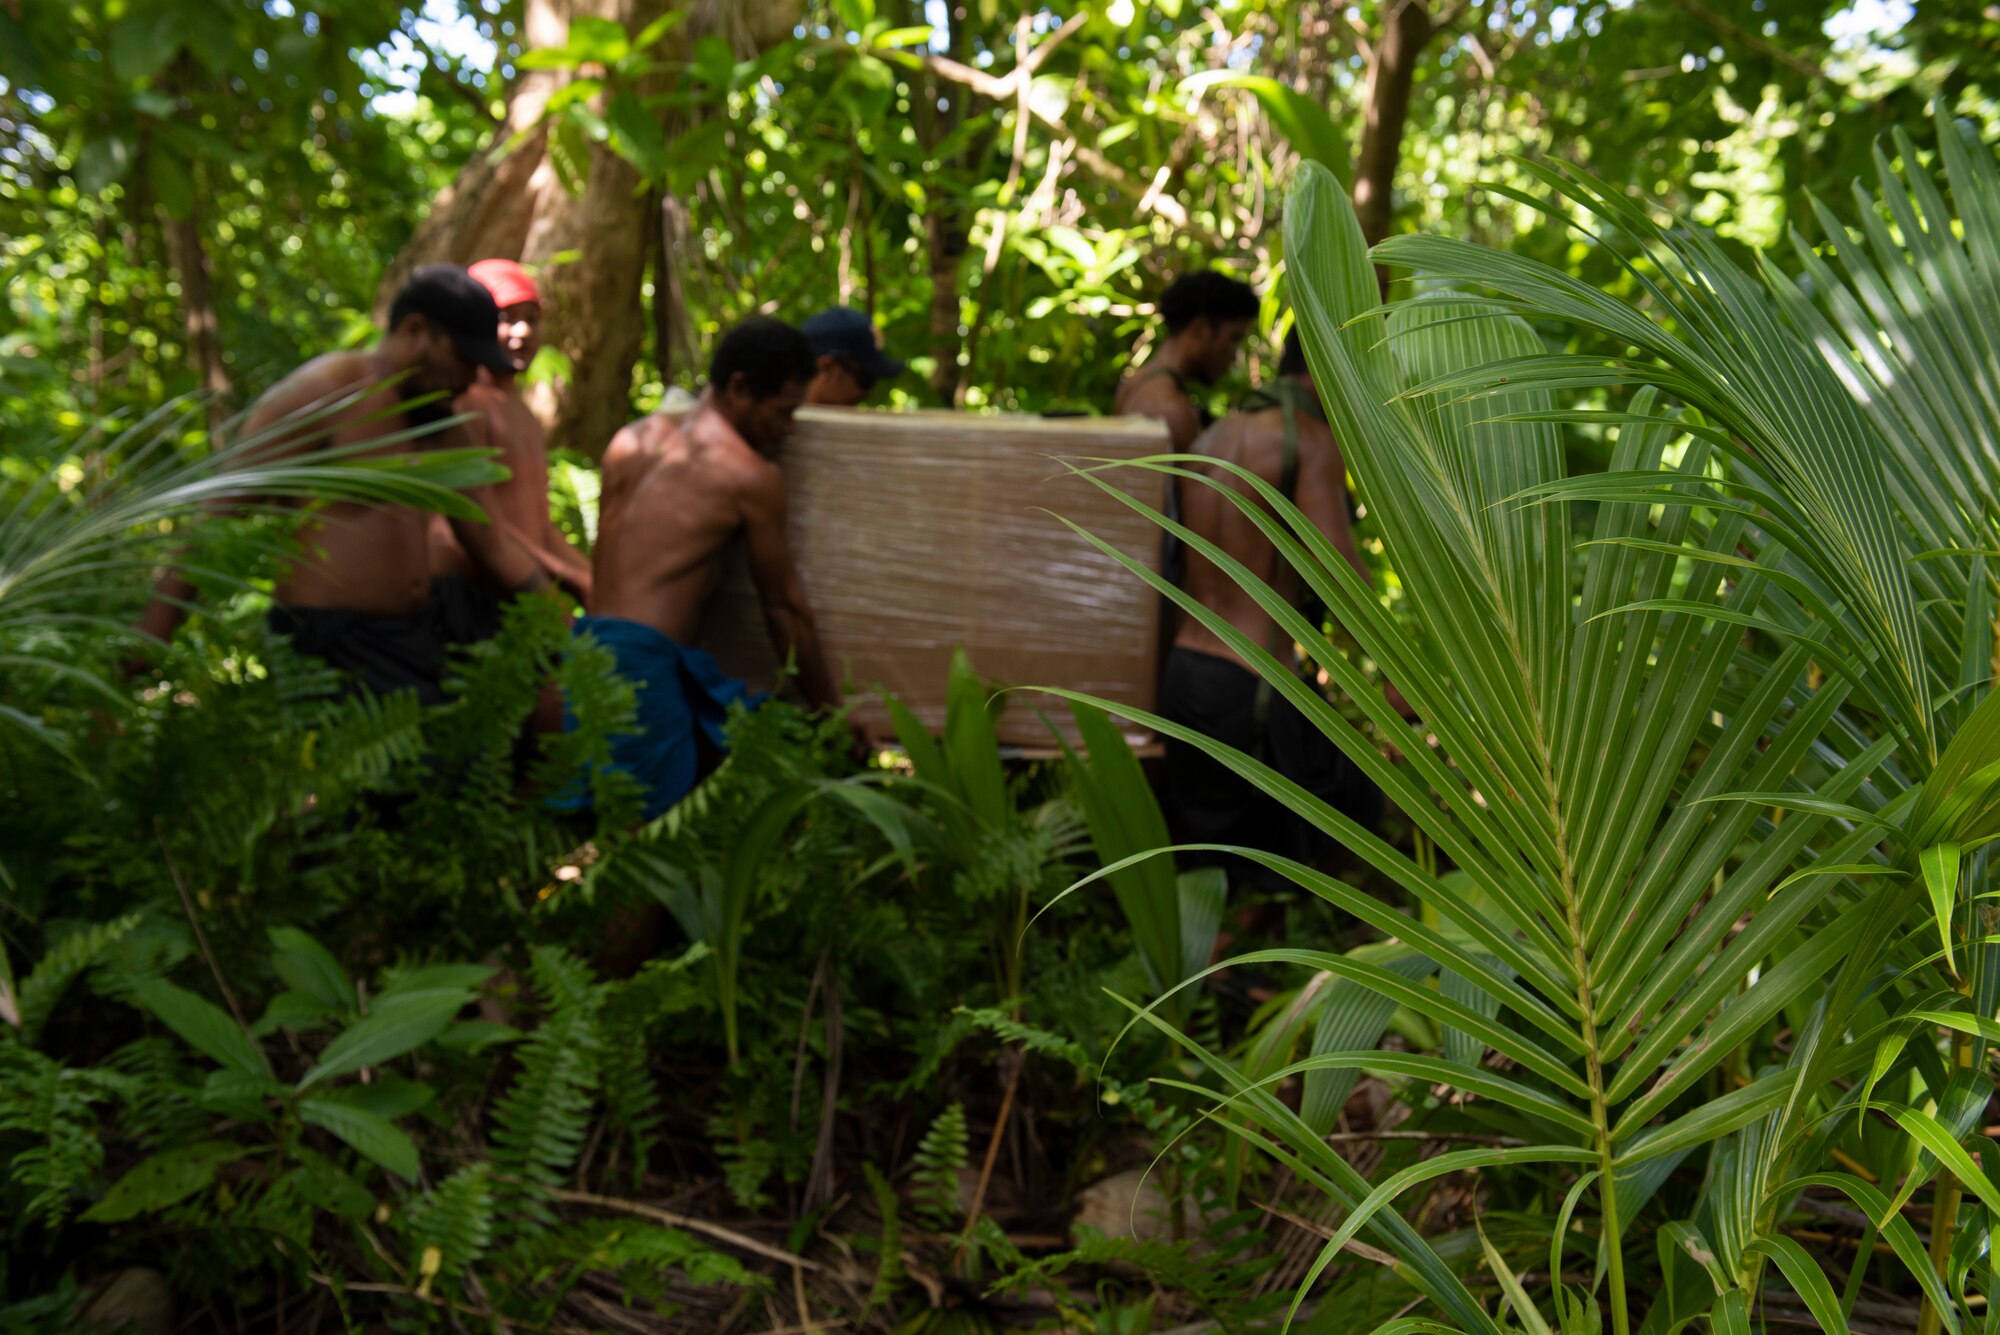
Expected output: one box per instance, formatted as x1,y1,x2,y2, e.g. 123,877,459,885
130,265,554,704
430,258,594,647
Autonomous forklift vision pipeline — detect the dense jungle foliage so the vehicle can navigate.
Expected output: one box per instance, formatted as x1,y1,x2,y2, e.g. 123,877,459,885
13,2,2000,1333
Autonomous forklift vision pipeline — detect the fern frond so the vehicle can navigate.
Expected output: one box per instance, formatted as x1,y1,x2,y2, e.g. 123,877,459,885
17,913,143,1046
0,1041,131,1228
306,688,427,797
594,944,707,1190
490,947,603,1232
951,1006,1095,1076
402,1164,494,1278
910,1102,968,1229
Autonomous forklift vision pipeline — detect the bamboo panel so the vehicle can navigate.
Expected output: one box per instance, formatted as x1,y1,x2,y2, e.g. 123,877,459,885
699,406,1170,748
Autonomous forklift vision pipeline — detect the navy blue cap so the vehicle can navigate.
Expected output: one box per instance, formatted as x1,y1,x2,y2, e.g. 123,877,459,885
391,264,513,374
801,307,905,385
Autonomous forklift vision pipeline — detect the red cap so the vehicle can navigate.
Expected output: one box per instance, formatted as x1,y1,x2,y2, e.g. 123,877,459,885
467,258,541,310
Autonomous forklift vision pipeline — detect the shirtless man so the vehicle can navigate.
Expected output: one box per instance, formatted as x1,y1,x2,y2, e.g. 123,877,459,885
581,317,845,820
1113,270,1259,450
429,258,593,647
800,306,905,407
1160,328,1395,891
133,265,551,705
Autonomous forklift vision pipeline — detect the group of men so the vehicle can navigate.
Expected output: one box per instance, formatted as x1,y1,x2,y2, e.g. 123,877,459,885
135,256,1392,877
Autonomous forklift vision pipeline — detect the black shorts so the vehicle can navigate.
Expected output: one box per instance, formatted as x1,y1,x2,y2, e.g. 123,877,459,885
268,603,451,707
430,574,506,649
1160,646,1382,891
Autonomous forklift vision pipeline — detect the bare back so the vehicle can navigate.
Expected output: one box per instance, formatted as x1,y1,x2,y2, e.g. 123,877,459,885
591,405,773,643
254,351,438,616
1173,393,1363,668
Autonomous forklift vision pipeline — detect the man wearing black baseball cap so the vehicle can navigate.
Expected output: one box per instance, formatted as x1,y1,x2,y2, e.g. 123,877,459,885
131,264,551,705
801,306,905,406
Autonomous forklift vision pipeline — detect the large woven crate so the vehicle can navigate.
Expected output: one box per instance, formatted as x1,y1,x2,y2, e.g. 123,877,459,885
698,407,1170,748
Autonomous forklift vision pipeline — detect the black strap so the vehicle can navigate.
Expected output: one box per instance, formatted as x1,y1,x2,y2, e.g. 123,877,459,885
1231,379,1328,758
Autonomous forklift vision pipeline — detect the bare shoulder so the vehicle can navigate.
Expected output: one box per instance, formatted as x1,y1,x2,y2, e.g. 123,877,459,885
457,379,512,418
258,350,377,414
242,350,384,442
1117,373,1178,417
603,412,674,476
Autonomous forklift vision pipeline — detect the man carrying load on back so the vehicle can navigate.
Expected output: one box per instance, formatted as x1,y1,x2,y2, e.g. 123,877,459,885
1114,270,1259,450
1161,328,1405,891
580,318,853,822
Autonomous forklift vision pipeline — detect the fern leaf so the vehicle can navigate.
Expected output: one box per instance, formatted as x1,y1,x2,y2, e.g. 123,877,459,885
18,914,143,1046
402,1164,494,1278
910,1102,968,1229
489,947,603,1232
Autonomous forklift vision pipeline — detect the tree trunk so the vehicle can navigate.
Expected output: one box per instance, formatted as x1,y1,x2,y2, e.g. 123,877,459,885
1349,0,1433,248
378,0,802,458
922,4,974,402
161,198,233,420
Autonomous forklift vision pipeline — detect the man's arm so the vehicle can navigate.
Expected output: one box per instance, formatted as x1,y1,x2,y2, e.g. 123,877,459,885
539,513,593,604
449,479,555,596
739,463,841,712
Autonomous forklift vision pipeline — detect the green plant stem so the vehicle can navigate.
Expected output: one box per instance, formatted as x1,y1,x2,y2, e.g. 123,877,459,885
1919,1023,1976,1335
1561,822,1627,1335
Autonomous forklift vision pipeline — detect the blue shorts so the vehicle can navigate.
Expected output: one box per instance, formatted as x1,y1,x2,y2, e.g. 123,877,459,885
561,615,759,820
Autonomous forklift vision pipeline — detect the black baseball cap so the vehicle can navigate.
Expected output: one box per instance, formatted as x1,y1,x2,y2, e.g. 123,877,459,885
388,264,513,374
801,307,905,386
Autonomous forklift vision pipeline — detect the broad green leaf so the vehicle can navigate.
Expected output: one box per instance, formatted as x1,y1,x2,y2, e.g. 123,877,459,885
252,989,338,1038
74,134,136,195
1859,1032,1903,1120
632,10,685,48
1883,1104,2000,1219
268,927,354,1012
199,1068,287,1122
1477,1219,1555,1335
565,15,631,64
1766,862,1898,896
299,1098,419,1181
297,988,471,1089
109,7,183,81
377,963,494,998
83,1141,251,1222
131,977,268,1079
434,1020,522,1053
1310,1145,1595,1301
1922,841,1963,975
1551,1170,1601,1283
1709,1291,1750,1335
1744,1237,1849,1333
1692,791,1898,829
1656,1220,1726,1297
311,1074,435,1121
605,89,668,180
1777,1173,1960,1335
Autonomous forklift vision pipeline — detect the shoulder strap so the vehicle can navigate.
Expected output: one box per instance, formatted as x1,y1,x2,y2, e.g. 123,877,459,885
1237,379,1322,502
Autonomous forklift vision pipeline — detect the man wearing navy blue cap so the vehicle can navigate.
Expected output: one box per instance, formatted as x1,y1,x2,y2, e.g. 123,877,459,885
801,306,905,406
129,264,552,704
